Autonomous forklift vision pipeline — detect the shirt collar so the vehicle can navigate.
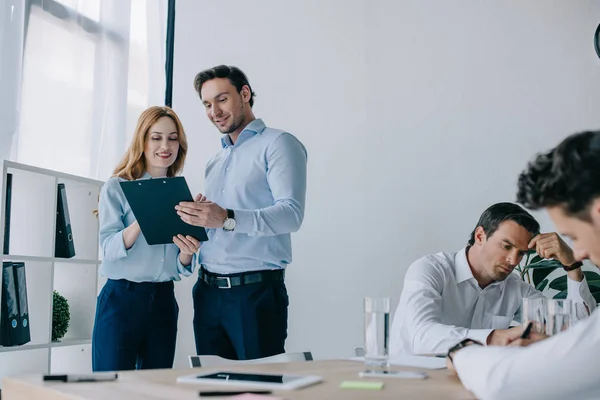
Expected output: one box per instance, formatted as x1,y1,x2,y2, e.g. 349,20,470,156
455,246,475,283
455,246,505,288
221,118,266,148
141,172,167,180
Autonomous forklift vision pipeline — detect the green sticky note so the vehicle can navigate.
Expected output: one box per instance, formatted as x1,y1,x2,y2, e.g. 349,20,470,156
340,381,384,390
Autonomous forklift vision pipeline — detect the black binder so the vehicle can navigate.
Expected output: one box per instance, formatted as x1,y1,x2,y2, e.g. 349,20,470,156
55,183,75,258
1,262,20,346
3,172,12,255
1,262,31,346
13,262,30,344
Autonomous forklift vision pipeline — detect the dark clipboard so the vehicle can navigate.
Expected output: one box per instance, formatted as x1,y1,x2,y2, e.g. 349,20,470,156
119,177,208,245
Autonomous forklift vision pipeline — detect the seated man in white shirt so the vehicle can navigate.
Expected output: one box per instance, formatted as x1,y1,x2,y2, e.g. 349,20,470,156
390,202,596,356
448,130,600,400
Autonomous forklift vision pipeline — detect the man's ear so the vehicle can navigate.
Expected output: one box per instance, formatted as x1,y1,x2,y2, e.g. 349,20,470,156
240,85,251,103
474,226,487,246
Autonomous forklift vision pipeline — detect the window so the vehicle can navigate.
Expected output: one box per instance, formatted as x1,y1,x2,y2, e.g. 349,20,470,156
17,0,167,179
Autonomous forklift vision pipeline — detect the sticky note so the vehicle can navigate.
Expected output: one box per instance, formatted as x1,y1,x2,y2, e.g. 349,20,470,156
340,380,384,390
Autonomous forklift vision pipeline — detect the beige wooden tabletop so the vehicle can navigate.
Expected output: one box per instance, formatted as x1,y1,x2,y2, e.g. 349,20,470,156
2,359,475,400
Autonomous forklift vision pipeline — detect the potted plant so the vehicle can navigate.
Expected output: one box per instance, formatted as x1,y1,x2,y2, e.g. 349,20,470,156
52,290,70,342
516,251,600,304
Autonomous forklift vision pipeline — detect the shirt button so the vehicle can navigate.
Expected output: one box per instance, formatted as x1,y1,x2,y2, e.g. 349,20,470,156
221,189,225,193
215,236,219,240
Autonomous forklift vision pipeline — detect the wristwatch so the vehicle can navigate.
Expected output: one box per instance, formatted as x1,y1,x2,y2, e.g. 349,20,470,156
223,209,236,232
447,339,483,363
563,261,583,271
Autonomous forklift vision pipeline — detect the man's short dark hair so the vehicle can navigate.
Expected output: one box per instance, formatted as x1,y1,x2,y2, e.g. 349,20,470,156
468,202,540,246
517,131,600,220
193,65,256,107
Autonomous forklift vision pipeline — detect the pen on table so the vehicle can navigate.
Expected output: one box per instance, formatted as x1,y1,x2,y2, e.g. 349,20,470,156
520,321,533,339
199,390,272,397
43,373,118,383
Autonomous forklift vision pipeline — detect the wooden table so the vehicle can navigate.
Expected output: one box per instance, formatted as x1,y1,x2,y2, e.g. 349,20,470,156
2,359,475,399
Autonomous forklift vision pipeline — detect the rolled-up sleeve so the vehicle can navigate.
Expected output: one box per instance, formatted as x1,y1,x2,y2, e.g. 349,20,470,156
566,275,597,318
176,252,197,276
234,133,307,236
98,178,128,261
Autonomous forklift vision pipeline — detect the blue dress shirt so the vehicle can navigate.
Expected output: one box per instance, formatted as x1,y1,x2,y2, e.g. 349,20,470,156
198,119,307,274
98,173,195,282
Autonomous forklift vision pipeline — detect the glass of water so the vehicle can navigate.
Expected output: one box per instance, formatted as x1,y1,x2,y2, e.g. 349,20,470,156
364,297,390,372
546,299,573,335
522,297,546,333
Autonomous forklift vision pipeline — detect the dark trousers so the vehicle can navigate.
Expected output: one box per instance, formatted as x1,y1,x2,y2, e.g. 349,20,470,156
92,279,178,371
192,275,289,360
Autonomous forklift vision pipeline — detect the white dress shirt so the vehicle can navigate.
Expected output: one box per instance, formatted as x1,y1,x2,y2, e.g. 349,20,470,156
390,247,595,356
454,308,600,400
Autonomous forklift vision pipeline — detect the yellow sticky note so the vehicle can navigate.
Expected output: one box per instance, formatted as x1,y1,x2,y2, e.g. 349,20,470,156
340,380,384,390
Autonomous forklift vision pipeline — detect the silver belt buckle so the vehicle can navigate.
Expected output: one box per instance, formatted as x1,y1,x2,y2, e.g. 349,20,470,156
216,276,232,289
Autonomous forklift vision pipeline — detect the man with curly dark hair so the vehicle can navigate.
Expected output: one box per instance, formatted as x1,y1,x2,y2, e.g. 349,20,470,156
447,131,600,400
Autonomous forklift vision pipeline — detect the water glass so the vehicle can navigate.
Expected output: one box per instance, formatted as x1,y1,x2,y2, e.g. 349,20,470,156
522,297,546,333
364,297,390,371
546,299,573,336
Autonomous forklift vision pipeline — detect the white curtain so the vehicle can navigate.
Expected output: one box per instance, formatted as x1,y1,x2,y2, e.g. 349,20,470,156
3,0,167,180
0,0,25,163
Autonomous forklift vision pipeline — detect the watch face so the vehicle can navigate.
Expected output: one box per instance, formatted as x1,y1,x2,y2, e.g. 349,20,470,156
224,218,236,231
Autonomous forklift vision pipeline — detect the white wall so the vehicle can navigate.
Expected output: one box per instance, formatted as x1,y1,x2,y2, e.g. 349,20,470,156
171,0,600,366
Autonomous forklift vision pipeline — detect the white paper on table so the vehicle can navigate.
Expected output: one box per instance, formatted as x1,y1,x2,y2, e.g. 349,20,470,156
348,355,447,370
388,355,447,370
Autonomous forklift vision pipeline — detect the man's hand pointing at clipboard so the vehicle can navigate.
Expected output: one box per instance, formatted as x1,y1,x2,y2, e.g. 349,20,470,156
175,193,228,229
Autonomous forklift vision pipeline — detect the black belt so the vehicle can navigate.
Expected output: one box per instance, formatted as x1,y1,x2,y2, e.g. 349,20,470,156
199,266,284,289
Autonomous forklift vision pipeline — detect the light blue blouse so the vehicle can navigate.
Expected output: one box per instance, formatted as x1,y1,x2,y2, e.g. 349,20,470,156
98,173,195,282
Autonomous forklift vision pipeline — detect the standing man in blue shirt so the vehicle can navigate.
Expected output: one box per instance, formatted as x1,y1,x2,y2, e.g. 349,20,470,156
176,65,307,360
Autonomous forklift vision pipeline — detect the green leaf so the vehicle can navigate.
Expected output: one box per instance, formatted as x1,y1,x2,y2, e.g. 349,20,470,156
549,271,600,291
527,259,562,286
535,278,548,291
526,259,564,269
528,255,543,265
553,289,568,299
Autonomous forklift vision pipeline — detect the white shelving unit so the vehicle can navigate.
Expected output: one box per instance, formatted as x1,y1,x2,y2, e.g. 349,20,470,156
0,161,104,388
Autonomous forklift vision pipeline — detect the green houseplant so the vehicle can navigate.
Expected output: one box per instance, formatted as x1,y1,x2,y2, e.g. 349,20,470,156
52,290,70,342
516,251,600,304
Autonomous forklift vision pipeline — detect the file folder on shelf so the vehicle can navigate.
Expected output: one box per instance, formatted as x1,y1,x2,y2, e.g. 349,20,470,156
0,262,31,346
3,172,12,255
55,183,75,258
13,262,31,344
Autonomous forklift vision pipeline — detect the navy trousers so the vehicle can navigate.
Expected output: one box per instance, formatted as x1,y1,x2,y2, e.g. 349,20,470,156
92,279,178,371
192,275,289,360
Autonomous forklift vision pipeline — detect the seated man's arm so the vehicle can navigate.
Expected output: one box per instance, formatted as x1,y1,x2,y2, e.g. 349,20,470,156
390,258,494,355
452,313,600,400
529,232,596,317
565,269,597,318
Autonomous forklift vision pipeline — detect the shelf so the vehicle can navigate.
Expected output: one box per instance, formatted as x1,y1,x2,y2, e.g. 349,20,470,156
0,255,101,265
4,161,104,187
0,338,91,353
50,338,92,348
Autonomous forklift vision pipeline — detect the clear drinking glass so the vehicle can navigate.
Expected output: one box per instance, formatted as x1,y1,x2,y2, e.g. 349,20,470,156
364,297,390,371
546,299,573,336
522,297,546,333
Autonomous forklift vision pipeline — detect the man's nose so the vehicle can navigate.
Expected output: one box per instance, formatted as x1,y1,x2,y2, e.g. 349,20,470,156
211,105,222,118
